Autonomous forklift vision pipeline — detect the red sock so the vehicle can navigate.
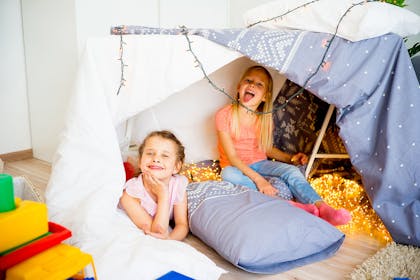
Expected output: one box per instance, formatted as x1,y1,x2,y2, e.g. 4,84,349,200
318,203,352,226
289,201,319,216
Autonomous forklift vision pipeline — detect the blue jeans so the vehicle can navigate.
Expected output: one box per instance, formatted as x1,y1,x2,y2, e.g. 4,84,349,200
220,160,322,204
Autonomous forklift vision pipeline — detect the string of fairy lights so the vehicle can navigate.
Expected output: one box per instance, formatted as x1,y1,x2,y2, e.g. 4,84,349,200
114,0,379,116
116,33,127,96
113,0,392,243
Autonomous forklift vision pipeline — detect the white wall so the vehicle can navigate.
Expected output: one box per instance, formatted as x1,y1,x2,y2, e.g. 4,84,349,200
0,0,31,155
160,0,228,28
74,0,159,54
2,0,420,162
20,0,79,162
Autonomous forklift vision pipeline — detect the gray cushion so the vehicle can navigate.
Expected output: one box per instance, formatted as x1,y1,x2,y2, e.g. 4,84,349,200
187,181,345,274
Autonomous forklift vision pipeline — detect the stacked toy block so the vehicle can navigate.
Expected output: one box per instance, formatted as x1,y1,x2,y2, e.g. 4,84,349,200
0,174,97,280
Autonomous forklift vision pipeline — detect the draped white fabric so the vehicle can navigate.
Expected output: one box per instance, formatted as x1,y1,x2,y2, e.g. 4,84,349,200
45,35,242,279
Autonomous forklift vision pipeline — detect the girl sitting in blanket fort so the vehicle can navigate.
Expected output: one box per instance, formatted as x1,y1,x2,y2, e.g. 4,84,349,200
215,65,351,226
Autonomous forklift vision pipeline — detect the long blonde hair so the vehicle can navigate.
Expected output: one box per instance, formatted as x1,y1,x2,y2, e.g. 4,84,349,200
231,66,274,152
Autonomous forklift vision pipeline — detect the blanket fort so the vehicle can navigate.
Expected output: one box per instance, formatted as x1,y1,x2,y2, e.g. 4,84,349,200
45,24,420,278
110,25,420,246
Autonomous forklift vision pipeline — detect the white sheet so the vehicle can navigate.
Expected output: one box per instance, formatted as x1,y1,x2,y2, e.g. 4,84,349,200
127,56,286,163
243,0,420,42
46,35,242,279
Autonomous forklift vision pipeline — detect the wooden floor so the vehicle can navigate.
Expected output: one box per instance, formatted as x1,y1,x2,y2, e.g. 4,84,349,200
2,158,385,279
3,158,51,198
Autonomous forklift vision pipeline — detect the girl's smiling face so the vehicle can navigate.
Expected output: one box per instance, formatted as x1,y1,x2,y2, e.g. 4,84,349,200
139,135,181,182
237,68,269,109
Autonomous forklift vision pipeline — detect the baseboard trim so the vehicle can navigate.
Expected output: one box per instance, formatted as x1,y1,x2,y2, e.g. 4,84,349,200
0,149,33,162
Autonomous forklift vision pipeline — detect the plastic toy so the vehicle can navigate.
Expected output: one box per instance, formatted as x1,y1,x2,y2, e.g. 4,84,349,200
0,222,71,270
5,244,97,280
0,174,15,212
0,174,97,280
0,198,48,253
156,270,194,280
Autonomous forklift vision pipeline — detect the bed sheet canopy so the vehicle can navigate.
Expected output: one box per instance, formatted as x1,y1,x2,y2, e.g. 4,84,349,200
45,23,419,278
111,25,420,246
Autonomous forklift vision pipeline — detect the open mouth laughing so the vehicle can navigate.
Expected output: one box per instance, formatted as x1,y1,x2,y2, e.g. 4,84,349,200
243,91,255,102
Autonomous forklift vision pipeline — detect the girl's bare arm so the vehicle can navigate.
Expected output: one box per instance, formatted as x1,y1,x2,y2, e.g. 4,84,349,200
168,191,189,241
267,147,308,165
119,190,153,231
143,172,170,235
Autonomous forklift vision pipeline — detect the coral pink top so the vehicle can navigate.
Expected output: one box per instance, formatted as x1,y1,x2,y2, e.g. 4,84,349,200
123,174,187,219
215,104,267,168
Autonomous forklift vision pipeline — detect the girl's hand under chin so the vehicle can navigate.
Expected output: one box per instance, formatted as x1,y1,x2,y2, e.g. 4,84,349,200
143,171,168,199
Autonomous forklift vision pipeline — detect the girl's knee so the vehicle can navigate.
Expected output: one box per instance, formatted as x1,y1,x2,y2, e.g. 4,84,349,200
221,167,238,180
221,167,257,190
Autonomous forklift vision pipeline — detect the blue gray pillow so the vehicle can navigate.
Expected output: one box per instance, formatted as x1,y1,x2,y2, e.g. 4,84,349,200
187,180,345,274
264,176,293,200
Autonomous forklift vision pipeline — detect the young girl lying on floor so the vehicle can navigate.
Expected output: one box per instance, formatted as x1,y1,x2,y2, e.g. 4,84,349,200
119,130,189,240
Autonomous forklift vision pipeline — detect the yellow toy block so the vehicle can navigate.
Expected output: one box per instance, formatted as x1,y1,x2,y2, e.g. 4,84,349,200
6,244,97,280
0,198,48,253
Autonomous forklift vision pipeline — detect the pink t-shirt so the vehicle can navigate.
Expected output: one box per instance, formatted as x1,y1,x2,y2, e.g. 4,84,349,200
215,104,267,168
123,174,187,219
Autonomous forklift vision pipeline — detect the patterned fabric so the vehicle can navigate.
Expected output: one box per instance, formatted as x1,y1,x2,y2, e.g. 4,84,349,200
273,80,329,154
264,176,293,200
111,25,302,72
186,181,248,219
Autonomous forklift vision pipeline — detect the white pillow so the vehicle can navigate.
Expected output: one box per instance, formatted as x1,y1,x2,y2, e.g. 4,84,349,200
243,0,420,42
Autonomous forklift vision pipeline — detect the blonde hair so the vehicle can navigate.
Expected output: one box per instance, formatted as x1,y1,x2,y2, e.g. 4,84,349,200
232,66,274,152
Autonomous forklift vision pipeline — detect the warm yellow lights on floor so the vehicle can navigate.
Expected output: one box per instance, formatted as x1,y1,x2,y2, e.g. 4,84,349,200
181,162,392,244
309,174,392,244
182,161,222,182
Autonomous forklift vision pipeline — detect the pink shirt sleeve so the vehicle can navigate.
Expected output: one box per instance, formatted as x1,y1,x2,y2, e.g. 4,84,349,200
171,175,188,205
124,177,143,198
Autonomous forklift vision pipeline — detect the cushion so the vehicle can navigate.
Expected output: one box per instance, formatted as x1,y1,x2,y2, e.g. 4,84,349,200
264,176,293,200
243,0,420,42
123,161,136,181
187,180,345,274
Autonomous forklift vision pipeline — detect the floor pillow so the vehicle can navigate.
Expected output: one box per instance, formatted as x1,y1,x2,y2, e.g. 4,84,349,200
187,180,345,274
